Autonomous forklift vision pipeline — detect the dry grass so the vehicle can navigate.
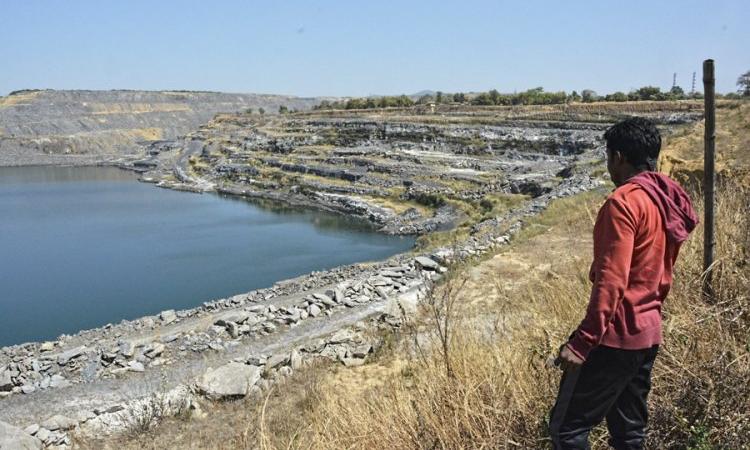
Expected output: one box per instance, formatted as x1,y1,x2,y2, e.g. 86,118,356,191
660,101,750,187
269,180,748,450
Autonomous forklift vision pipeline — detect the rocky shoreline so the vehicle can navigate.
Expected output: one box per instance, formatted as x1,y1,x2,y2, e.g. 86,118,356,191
0,168,603,448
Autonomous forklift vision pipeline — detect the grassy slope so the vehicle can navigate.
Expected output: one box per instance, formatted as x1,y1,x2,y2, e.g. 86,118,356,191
77,101,749,449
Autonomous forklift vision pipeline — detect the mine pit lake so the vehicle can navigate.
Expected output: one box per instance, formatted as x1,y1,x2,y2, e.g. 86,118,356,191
0,166,414,347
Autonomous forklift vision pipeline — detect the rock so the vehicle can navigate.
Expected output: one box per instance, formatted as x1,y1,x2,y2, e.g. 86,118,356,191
40,415,77,432
265,353,289,370
20,385,35,394
415,256,440,271
351,344,372,358
74,410,96,423
0,370,13,392
144,343,165,358
342,357,366,367
290,350,303,370
160,333,180,343
49,375,69,389
328,329,354,344
196,362,261,400
215,312,250,326
56,346,86,365
39,342,56,353
0,420,43,449
226,322,240,338
100,351,117,364
23,424,39,436
308,304,321,317
128,361,145,372
159,309,177,324
94,405,124,415
333,289,346,304
381,270,403,278
278,366,293,377
118,341,135,358
34,428,50,444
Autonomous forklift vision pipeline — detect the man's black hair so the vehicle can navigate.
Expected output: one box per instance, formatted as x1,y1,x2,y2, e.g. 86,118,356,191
603,117,661,171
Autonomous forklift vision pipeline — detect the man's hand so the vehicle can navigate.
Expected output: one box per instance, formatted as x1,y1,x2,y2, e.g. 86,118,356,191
554,345,584,372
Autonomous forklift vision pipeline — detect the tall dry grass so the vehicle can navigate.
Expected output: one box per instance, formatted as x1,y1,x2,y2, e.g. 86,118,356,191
263,181,749,450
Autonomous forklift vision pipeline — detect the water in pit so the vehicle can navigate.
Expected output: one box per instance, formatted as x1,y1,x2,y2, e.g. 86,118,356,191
0,166,414,346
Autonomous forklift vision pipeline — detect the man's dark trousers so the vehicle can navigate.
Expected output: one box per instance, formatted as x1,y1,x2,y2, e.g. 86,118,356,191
549,345,659,450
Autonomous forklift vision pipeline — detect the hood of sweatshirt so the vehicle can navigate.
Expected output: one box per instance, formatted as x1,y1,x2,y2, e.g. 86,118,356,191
628,171,699,244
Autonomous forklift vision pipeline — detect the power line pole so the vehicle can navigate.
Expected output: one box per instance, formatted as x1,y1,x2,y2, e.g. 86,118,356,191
691,72,697,95
672,72,677,90
702,59,716,299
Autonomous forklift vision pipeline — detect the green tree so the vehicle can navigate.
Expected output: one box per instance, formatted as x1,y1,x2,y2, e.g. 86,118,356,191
258,107,265,115
737,71,750,96
668,86,686,100
244,108,254,114
488,89,501,105
452,92,466,103
471,92,493,105
436,91,443,103
605,92,628,102
568,91,581,102
278,105,289,114
634,86,661,101
397,95,414,107
581,89,598,103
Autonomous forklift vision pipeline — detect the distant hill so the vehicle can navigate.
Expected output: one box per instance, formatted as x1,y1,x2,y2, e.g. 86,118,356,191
0,89,331,166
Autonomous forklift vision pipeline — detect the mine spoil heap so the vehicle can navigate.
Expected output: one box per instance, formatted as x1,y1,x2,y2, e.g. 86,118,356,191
143,102,701,235
0,89,325,166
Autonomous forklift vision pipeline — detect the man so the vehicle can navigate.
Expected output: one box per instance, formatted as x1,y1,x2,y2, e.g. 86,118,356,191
549,117,698,449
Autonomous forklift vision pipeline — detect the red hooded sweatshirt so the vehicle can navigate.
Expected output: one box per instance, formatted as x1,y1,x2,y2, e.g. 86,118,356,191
566,172,698,360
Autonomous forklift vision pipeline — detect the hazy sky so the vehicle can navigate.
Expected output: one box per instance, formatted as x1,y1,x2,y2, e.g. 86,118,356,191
1,1,748,97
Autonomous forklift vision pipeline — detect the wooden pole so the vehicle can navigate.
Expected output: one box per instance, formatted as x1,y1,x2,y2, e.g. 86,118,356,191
702,59,716,298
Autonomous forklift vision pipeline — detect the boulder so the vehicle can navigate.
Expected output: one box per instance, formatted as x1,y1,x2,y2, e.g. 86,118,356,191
34,428,50,444
144,343,165,358
0,420,43,449
40,415,77,432
290,350,303,370
328,329,354,344
215,312,250,326
308,304,322,318
159,309,177,324
265,353,289,370
342,357,366,367
56,346,86,365
128,361,145,372
414,256,440,271
118,341,135,358
49,375,69,389
196,362,261,400
0,370,13,392
39,342,56,352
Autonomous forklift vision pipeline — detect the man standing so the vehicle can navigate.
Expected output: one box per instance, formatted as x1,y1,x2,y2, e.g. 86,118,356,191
549,117,698,449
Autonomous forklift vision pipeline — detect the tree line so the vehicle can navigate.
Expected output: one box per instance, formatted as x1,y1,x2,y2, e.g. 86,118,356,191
310,77,749,111
255,71,750,114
